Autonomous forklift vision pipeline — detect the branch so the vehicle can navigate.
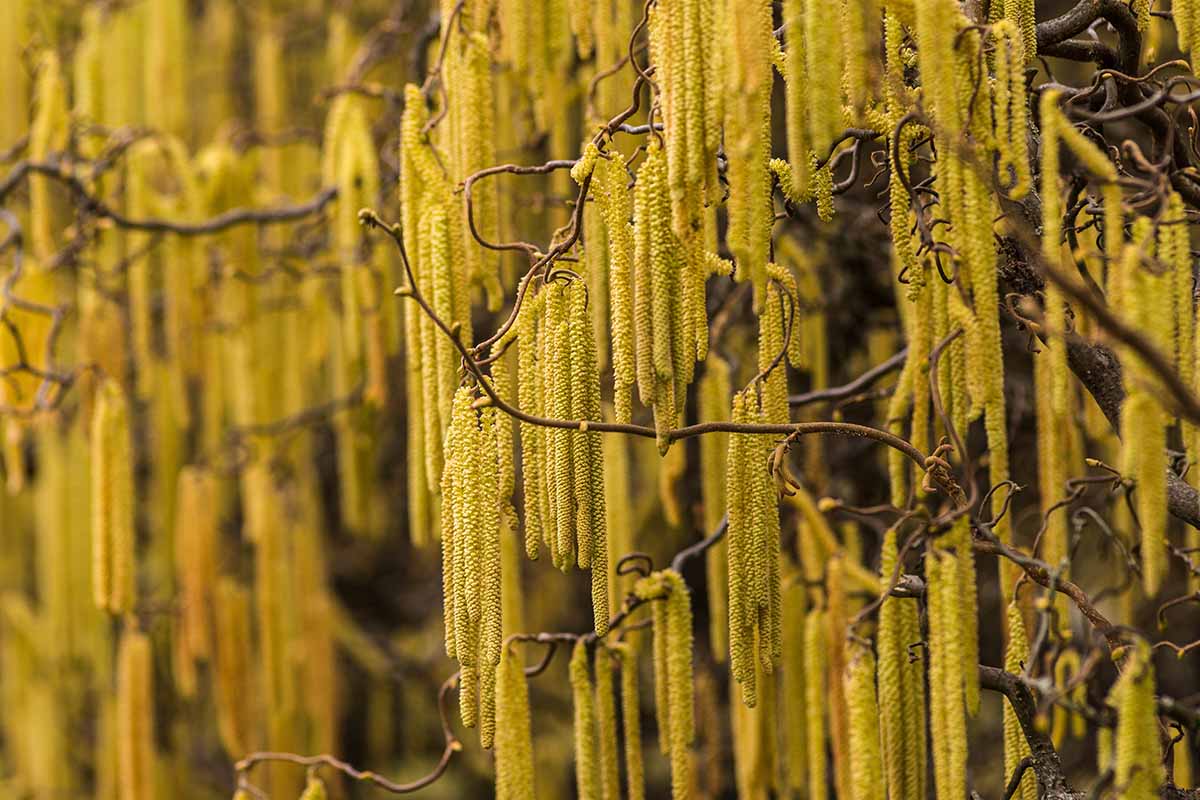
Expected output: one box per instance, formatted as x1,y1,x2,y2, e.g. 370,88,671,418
0,158,337,236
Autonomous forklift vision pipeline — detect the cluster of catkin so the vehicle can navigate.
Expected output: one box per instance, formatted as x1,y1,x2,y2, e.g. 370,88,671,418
441,383,504,744
725,389,782,706
514,279,610,634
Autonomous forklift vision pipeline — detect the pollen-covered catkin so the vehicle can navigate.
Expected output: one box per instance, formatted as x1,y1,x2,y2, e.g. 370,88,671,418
634,569,695,799
495,642,537,800
845,642,884,800
782,564,808,793
1111,641,1164,799
611,640,645,800
1003,603,1036,800
991,20,1030,198
594,646,621,800
724,0,774,296
876,526,926,800
92,379,134,614
570,639,601,800
593,150,636,422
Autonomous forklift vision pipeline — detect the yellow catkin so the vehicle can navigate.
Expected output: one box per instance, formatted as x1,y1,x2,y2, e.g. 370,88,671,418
648,0,720,243
478,404,503,749
927,544,967,800
570,639,601,800
495,642,537,800
802,0,843,158
1111,641,1164,799
28,50,69,263
594,150,636,422
1051,649,1082,748
612,640,645,800
116,628,155,800
877,526,927,799
1003,0,1037,58
594,646,621,800
634,570,694,799
782,565,808,792
724,0,774,296
1116,215,1171,596
698,358,731,660
804,608,829,800
1003,603,1036,800
91,379,134,614
214,579,254,759
1174,732,1194,789
174,467,217,668
726,392,755,703
845,642,884,800
950,517,980,715
992,20,1030,198
518,292,547,558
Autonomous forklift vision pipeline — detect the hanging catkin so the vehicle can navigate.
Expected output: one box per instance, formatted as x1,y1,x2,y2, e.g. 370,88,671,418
698,358,731,660
441,382,504,742
570,639,601,800
1003,603,1036,800
804,608,829,800
1114,217,1171,596
92,379,134,614
1110,641,1164,799
174,467,217,668
726,389,782,705
495,642,537,800
926,544,967,800
591,149,636,423
647,0,721,240
632,141,694,442
782,563,808,794
991,20,1030,199
594,645,621,800
634,569,694,800
116,628,155,800
845,641,884,800
611,640,645,800
876,526,927,800
214,578,255,759
724,0,774,297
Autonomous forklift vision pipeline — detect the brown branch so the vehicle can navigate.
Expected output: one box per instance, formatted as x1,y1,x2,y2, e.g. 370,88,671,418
0,158,337,236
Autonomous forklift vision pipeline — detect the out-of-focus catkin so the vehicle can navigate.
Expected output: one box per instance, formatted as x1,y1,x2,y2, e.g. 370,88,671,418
116,628,155,800
92,379,134,614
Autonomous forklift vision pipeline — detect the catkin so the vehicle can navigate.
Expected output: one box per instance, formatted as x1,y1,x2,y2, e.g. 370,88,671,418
570,639,601,800
92,379,135,614
698,358,732,660
1111,641,1164,799
299,774,329,800
991,20,1030,198
724,0,775,297
1003,603,1036,800
594,646,621,800
634,569,695,799
593,150,636,422
214,579,255,759
116,628,155,800
804,608,829,800
781,565,808,792
611,640,645,800
877,526,927,800
496,643,537,800
845,642,884,800
174,467,217,666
